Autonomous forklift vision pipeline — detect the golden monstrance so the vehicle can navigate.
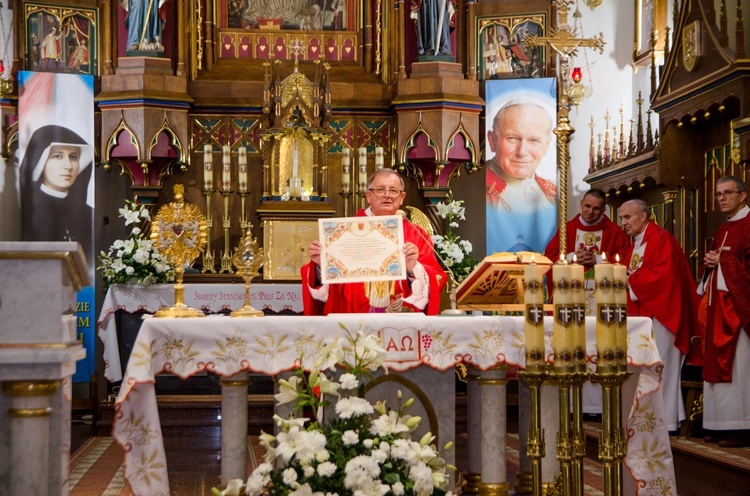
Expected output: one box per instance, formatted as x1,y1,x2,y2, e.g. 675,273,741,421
230,225,264,317
151,184,208,318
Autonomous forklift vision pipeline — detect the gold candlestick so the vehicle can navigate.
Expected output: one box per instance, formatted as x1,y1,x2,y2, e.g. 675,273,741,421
238,191,249,231
150,184,208,318
220,190,234,273
230,225,264,317
201,187,216,273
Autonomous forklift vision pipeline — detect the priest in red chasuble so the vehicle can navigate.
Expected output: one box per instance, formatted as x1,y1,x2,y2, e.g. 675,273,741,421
699,176,750,447
544,188,630,302
620,199,701,432
302,168,447,315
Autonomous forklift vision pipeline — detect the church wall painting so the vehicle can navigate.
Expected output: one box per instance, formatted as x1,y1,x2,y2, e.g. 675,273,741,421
18,71,96,382
476,14,546,81
228,0,353,31
25,4,97,76
484,77,558,255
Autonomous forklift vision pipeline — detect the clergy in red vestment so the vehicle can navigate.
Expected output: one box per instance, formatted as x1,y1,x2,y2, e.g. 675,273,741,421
544,188,629,296
699,176,750,448
620,199,701,432
301,168,447,315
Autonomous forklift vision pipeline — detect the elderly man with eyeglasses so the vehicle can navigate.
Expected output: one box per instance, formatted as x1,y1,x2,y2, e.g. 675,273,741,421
699,176,750,447
620,198,701,434
301,168,447,315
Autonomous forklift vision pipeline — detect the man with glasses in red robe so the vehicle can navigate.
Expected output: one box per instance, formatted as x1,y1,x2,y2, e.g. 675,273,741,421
302,168,447,315
699,176,750,447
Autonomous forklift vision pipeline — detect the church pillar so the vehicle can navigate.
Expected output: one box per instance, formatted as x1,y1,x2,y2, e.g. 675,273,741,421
3,380,59,496
175,0,187,76
478,365,511,496
220,372,249,484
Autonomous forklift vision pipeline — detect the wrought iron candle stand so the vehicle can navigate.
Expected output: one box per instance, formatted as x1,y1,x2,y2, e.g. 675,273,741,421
201,186,216,273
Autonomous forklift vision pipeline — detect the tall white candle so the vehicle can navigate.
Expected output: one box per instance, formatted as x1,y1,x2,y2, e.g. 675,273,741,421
595,258,616,371
238,147,247,192
358,148,367,192
292,132,299,179
203,144,213,190
375,146,384,169
570,261,586,373
553,262,574,372
222,145,231,191
341,152,351,192
524,259,547,369
613,255,628,370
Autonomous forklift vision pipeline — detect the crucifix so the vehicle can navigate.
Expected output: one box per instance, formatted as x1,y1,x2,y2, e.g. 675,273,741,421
525,0,605,259
522,3,606,496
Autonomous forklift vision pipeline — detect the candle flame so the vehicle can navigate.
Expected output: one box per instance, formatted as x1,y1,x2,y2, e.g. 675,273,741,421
615,253,620,264
531,254,536,264
602,252,608,263
572,253,577,264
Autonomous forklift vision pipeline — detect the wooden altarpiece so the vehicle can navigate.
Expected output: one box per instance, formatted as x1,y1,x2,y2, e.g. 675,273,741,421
257,59,335,280
455,252,552,312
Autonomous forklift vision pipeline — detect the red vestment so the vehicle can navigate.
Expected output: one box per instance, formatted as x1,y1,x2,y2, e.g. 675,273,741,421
624,222,701,361
301,209,447,316
701,213,750,383
544,214,629,270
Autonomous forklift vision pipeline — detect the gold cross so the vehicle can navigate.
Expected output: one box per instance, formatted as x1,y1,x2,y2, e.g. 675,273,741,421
524,0,605,57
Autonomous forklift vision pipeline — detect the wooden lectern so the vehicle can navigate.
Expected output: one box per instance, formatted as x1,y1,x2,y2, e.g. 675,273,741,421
455,252,553,312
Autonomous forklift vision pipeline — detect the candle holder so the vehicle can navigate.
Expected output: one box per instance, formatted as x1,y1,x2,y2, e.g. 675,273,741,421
201,187,217,273
230,225,264,317
441,273,466,316
595,365,631,496
339,190,352,217
238,190,249,231
220,189,234,273
570,268,587,496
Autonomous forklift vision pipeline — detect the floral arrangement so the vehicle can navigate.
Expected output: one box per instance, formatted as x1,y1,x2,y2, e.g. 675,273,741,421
98,200,176,291
432,194,478,283
213,331,454,496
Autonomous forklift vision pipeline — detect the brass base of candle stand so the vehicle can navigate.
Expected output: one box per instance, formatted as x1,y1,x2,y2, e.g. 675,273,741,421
519,364,548,496
477,481,512,496
462,473,482,495
596,370,631,496
513,471,532,495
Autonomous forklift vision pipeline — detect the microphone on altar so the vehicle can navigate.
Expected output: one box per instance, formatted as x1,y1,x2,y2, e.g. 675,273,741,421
396,209,466,316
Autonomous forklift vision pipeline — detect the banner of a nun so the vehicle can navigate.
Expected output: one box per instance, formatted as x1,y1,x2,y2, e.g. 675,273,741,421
485,78,558,254
18,72,95,382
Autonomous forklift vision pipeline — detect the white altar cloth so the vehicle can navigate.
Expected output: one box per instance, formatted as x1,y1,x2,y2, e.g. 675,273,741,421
97,283,303,381
112,315,676,496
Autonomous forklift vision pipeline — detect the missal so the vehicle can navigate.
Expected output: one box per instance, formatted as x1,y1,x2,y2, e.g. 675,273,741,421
318,215,406,284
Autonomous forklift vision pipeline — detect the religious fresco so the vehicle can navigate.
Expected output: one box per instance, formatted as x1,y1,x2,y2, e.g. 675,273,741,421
227,0,353,31
476,14,546,80
25,4,96,75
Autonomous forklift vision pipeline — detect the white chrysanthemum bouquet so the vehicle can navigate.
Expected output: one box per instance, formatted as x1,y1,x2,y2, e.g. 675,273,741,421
213,331,454,496
431,194,478,283
98,200,176,291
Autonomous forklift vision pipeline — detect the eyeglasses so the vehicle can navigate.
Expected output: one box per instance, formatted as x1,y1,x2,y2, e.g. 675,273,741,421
714,190,744,199
367,187,403,197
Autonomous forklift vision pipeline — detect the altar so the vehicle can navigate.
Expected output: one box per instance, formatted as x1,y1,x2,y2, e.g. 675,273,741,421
97,283,303,382
112,314,675,495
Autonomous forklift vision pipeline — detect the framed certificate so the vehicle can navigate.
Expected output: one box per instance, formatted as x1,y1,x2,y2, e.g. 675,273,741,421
319,215,406,284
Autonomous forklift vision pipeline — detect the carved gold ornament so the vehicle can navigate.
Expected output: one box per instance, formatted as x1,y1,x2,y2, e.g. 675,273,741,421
151,185,208,317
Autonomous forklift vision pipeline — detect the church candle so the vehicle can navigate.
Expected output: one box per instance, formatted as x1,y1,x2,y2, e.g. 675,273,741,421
203,144,213,190
358,147,367,192
238,147,247,193
375,146,384,169
553,263,574,372
613,258,628,370
570,261,587,373
594,261,616,371
292,133,299,179
222,145,231,191
524,261,547,369
341,151,351,192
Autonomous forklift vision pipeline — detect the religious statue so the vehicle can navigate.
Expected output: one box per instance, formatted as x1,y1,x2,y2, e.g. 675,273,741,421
121,0,167,52
40,26,62,69
410,0,456,57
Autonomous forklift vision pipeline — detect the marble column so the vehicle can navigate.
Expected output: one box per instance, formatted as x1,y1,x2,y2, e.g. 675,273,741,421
478,365,511,496
220,372,249,484
463,366,482,494
3,380,59,496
